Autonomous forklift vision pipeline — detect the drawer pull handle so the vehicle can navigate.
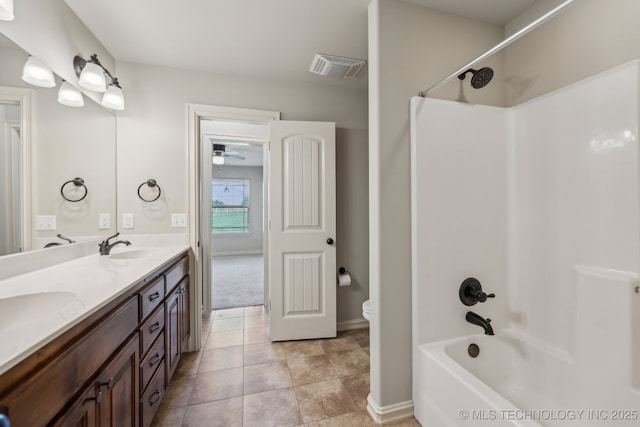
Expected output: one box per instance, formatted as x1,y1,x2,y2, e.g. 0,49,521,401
149,291,161,301
149,353,161,366
149,322,161,333
149,390,162,406
100,378,114,389
85,390,104,404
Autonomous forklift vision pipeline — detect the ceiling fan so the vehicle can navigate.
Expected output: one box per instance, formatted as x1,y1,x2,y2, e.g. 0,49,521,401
212,143,246,165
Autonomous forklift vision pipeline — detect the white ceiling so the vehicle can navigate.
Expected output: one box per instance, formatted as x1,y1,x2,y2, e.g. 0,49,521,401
63,0,540,88
405,0,538,25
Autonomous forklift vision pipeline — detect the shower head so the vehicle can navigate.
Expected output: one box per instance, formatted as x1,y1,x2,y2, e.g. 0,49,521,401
458,67,494,89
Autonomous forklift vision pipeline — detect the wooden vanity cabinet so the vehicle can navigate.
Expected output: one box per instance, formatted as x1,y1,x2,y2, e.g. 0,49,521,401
54,382,100,427
0,251,190,427
163,257,190,385
56,334,139,427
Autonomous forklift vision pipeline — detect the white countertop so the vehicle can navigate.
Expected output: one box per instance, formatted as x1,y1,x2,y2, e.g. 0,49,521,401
0,245,189,376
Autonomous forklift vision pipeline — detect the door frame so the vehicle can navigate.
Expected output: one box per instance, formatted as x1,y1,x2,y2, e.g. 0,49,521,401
0,87,32,254
187,104,279,350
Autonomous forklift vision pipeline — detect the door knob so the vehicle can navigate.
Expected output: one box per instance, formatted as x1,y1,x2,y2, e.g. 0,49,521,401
327,238,334,245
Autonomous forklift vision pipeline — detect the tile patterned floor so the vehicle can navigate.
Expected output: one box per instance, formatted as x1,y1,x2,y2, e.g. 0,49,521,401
151,306,421,427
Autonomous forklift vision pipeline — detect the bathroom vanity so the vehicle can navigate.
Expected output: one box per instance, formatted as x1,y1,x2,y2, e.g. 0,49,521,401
0,246,190,427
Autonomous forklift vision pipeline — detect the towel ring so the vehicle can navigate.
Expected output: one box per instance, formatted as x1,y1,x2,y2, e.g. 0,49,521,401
137,178,162,202
60,177,88,202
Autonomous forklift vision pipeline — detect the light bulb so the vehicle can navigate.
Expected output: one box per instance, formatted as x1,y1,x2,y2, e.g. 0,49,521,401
57,81,84,107
78,61,107,92
212,155,225,165
22,56,55,88
101,84,125,110
0,0,14,21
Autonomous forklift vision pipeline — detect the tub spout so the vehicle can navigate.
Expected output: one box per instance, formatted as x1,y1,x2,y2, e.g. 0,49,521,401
466,311,494,335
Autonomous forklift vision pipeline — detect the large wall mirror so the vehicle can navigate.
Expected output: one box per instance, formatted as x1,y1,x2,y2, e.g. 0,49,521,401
0,32,116,256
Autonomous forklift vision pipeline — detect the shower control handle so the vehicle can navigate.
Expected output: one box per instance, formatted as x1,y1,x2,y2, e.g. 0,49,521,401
459,278,495,306
476,292,495,303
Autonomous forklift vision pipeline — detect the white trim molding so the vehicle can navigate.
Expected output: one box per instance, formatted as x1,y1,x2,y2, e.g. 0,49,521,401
212,250,263,257
367,395,414,424
187,103,279,352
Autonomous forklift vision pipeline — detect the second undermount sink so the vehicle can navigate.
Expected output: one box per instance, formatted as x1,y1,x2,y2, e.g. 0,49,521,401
109,249,155,260
0,291,78,326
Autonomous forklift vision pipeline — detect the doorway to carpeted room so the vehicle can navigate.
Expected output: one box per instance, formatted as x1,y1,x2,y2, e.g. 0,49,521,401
211,254,264,309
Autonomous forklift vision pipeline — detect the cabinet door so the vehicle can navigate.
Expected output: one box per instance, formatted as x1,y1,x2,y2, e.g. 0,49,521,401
179,277,190,351
165,289,180,381
53,383,100,427
99,335,140,427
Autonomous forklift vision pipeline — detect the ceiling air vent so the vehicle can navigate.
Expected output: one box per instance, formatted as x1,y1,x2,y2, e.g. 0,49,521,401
309,53,366,79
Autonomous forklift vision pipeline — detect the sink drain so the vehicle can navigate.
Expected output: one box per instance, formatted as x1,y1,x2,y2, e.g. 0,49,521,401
468,343,480,358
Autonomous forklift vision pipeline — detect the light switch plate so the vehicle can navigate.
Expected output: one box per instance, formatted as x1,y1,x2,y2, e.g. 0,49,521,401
171,213,187,228
99,213,111,230
36,215,56,231
122,213,134,229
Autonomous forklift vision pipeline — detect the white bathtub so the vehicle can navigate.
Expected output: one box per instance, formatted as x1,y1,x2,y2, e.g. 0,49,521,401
416,331,640,427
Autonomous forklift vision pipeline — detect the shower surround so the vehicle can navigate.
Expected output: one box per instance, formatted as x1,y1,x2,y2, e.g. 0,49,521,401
411,61,640,426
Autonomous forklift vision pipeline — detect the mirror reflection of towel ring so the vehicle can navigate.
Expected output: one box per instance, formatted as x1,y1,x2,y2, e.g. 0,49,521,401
60,177,88,202
137,178,162,202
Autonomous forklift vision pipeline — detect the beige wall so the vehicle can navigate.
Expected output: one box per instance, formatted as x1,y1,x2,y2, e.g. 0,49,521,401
115,61,369,323
368,0,504,410
505,0,640,106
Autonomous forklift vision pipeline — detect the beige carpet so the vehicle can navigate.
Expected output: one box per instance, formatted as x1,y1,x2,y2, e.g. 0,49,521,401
211,254,264,309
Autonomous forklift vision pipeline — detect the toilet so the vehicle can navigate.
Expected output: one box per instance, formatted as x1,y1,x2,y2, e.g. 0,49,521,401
362,299,371,321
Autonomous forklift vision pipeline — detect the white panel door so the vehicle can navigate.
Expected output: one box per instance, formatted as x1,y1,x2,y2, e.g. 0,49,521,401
268,120,336,341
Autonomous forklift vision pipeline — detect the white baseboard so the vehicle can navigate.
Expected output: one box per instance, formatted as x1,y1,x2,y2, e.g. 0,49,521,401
212,250,263,257
337,318,369,332
367,395,414,424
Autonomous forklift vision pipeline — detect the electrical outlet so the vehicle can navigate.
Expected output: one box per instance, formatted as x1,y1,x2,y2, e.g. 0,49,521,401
98,213,111,230
171,213,187,228
36,215,56,231
122,213,134,229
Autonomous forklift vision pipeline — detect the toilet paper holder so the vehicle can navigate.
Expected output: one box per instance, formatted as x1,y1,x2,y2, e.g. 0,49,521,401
337,267,352,287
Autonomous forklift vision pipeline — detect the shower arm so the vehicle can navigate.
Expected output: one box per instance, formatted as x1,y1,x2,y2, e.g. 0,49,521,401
418,0,576,97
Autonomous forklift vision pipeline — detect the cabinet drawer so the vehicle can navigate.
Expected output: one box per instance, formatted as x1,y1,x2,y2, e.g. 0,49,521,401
140,332,165,394
140,360,165,427
140,276,165,321
140,304,164,356
164,256,188,294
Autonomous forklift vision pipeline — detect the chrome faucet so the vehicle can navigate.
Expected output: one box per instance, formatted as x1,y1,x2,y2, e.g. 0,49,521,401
466,311,494,335
99,232,131,255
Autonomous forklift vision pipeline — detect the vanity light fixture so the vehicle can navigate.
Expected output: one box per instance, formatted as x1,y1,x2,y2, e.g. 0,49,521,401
57,80,85,107
101,80,125,110
22,56,56,88
74,54,125,111
212,153,225,165
0,0,14,21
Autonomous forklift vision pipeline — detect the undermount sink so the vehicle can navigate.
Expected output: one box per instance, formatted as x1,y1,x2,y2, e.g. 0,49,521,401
109,249,155,260
0,291,78,326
